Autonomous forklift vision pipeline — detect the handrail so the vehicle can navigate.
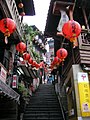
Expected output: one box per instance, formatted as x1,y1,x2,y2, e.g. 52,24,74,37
58,93,66,120
55,84,68,120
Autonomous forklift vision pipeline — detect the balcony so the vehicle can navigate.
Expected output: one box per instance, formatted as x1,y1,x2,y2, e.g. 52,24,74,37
78,30,90,65
78,30,90,50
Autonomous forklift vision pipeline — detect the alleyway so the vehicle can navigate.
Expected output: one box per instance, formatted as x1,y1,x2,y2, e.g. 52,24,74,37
23,84,63,120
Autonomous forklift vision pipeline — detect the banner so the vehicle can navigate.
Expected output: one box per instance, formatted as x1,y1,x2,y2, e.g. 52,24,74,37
12,75,18,88
78,72,90,117
57,10,69,32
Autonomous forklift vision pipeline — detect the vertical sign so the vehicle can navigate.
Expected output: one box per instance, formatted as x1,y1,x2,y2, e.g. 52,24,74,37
0,67,7,83
12,75,18,88
78,72,90,116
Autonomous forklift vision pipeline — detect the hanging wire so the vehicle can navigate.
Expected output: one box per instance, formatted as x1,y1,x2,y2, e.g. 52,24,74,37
71,42,75,64
61,37,66,48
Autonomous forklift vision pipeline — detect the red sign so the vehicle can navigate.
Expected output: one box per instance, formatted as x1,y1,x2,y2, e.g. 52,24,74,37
12,75,17,88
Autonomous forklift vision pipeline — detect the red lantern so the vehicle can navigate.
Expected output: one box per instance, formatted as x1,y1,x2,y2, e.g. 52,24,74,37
23,52,30,61
0,18,16,43
16,42,26,53
62,20,81,42
35,63,40,69
56,48,68,61
39,61,44,68
53,56,60,65
32,61,37,67
28,58,33,64
18,3,24,8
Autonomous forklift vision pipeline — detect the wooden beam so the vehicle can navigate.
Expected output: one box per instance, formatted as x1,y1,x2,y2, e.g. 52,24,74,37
82,7,90,31
53,1,74,15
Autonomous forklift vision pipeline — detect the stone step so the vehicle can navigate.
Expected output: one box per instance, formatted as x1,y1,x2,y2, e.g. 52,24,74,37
23,84,63,120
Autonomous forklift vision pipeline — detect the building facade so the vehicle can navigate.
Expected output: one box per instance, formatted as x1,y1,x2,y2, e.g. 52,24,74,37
44,0,90,120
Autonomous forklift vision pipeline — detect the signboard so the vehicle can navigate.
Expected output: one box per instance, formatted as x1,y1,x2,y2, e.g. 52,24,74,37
12,75,18,88
78,72,90,116
0,66,7,83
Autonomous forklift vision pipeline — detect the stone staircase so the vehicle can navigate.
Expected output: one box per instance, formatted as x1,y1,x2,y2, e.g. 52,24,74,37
23,84,64,120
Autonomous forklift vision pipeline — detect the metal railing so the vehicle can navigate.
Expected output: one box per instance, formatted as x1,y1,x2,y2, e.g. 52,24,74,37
55,83,68,120
58,94,66,120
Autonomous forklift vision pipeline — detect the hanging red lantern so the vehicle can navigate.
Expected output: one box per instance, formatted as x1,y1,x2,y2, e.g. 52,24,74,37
28,58,33,64
0,18,16,44
35,63,40,69
18,3,24,8
16,42,26,53
23,52,30,61
53,56,60,65
32,61,37,67
62,20,81,42
56,48,68,61
39,61,44,68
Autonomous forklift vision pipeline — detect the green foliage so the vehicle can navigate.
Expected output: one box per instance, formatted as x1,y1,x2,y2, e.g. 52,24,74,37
18,83,29,97
24,23,40,42
23,23,43,63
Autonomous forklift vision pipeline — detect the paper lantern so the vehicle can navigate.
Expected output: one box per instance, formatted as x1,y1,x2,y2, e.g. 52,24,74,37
32,61,37,67
39,61,44,68
0,18,16,43
16,42,26,53
23,52,30,61
53,56,60,65
35,63,40,69
18,3,24,8
56,48,68,61
28,58,33,64
62,20,81,42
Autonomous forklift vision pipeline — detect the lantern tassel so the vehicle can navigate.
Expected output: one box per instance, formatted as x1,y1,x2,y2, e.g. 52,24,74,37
62,60,64,66
4,36,8,44
4,29,10,44
70,37,78,48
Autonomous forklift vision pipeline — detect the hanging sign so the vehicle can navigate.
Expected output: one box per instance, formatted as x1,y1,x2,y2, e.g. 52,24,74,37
78,72,90,117
57,10,69,32
0,66,7,83
12,75,18,88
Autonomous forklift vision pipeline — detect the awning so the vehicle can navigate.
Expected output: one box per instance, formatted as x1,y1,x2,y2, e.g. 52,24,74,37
18,64,37,79
0,80,20,103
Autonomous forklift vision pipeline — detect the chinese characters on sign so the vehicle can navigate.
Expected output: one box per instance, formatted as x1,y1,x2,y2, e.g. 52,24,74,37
78,72,90,117
12,75,18,88
0,66,7,83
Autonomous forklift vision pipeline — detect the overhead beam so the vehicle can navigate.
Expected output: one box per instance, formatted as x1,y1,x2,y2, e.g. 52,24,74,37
53,1,74,15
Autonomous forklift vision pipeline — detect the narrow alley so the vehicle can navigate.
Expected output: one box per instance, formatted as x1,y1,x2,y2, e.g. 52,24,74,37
0,0,90,120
